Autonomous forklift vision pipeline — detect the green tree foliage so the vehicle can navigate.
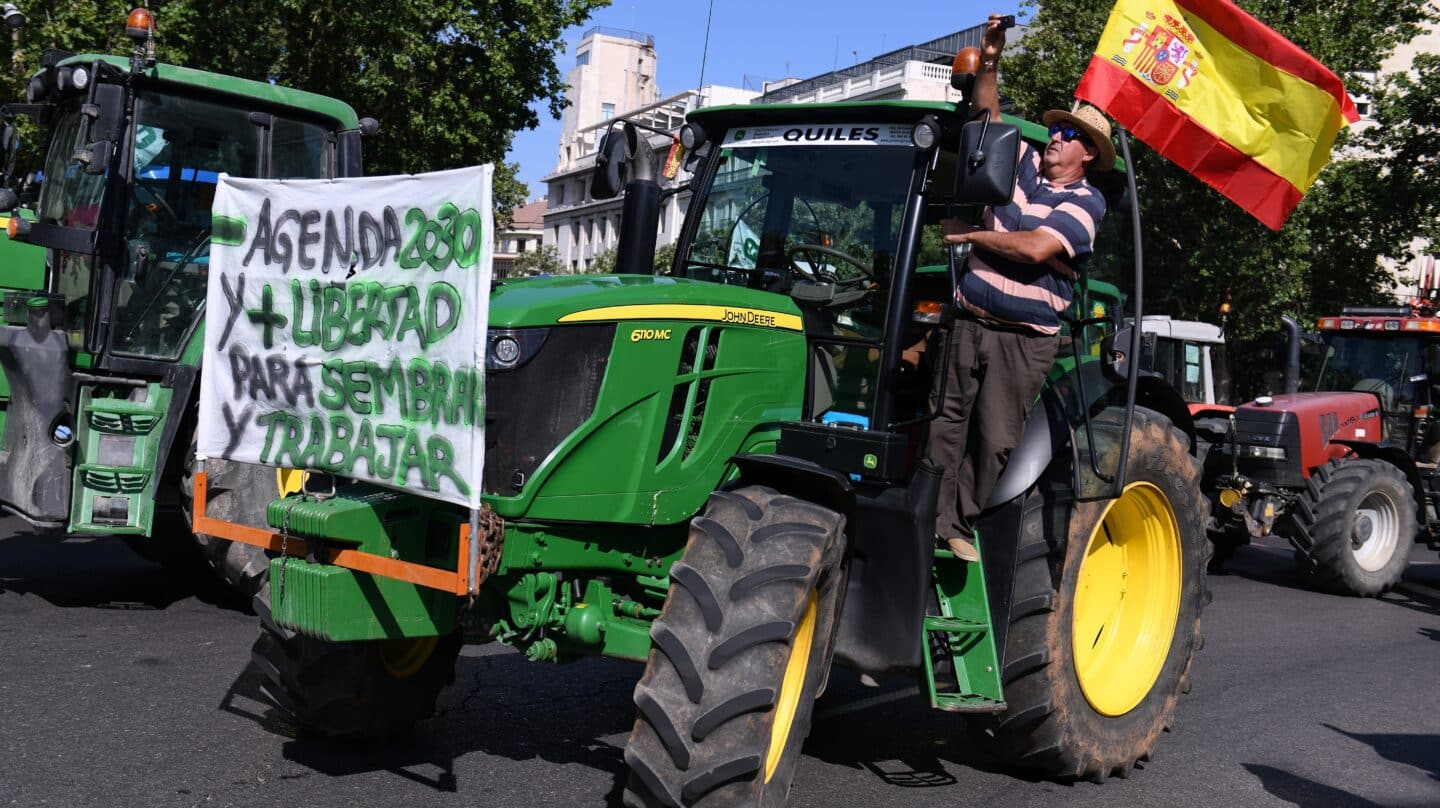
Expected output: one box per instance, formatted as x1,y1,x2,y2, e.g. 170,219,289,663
0,0,609,214
586,242,676,274
1002,0,1437,396
512,244,566,275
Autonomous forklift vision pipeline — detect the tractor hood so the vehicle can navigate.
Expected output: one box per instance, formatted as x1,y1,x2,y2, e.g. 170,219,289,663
1237,392,1382,424
489,274,805,332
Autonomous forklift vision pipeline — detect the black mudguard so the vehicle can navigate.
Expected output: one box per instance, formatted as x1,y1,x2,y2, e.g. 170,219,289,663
0,321,73,527
830,460,941,672
733,452,935,672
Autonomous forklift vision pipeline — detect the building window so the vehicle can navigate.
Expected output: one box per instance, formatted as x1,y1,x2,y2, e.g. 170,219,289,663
577,50,590,67
554,185,565,205
517,237,527,253
601,102,615,120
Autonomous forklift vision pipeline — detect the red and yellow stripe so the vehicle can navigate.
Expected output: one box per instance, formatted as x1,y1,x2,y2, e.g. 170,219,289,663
1077,0,1358,230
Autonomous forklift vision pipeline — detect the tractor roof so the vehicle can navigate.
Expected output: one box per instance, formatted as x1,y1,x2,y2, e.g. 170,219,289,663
1317,315,1440,334
689,101,1125,172
59,54,360,130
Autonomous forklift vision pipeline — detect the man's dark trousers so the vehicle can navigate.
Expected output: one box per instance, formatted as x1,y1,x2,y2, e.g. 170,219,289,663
929,316,1058,540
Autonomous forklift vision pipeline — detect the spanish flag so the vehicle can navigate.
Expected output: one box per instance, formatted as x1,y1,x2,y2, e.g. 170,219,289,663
1076,0,1360,230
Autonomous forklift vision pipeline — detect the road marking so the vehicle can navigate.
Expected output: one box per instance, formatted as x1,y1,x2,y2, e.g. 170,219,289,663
814,686,920,722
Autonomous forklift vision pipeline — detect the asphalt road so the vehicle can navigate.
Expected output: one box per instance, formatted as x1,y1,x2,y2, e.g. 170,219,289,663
1,514,1437,808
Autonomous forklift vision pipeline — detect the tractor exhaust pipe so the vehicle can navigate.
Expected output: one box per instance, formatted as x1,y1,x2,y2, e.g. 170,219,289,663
1281,315,1301,395
615,124,660,275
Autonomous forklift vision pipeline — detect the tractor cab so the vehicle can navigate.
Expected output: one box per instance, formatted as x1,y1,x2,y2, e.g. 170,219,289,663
1311,311,1440,451
0,10,365,543
651,104,1149,493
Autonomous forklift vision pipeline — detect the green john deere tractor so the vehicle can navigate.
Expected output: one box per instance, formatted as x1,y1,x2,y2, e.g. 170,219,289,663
0,8,372,599
202,50,1211,801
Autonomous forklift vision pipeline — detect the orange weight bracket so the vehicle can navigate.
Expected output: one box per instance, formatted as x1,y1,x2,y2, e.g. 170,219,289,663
191,469,473,595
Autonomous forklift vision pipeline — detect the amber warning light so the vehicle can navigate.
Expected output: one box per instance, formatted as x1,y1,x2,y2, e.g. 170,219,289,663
7,215,31,239
951,47,981,87
126,7,154,41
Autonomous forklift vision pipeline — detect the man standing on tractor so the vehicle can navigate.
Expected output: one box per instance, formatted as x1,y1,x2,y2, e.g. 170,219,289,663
930,13,1113,560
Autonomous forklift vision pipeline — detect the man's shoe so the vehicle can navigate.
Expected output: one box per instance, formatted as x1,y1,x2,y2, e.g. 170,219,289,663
944,536,979,562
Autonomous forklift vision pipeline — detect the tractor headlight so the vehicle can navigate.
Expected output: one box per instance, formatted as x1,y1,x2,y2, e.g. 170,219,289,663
1248,445,1286,461
679,123,706,151
492,336,521,367
70,66,89,90
485,328,550,371
911,116,941,151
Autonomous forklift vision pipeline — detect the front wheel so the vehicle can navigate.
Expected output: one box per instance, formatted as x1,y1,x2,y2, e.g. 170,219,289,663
250,581,462,738
1288,459,1414,596
181,453,276,603
971,408,1210,781
624,486,847,807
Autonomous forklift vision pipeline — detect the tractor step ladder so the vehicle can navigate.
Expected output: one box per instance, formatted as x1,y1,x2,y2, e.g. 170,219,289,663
922,540,1006,714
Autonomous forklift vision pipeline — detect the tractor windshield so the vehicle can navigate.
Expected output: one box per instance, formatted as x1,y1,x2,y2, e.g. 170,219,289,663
1315,333,1424,412
679,133,917,421
680,139,913,309
111,91,335,359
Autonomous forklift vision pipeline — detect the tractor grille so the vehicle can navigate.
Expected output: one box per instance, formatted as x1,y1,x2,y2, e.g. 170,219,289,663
484,325,614,494
655,326,723,465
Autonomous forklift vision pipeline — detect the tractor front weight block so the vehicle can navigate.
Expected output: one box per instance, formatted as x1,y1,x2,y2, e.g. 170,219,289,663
192,470,492,639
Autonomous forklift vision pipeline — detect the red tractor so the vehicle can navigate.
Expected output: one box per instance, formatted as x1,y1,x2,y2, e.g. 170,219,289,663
1198,309,1440,595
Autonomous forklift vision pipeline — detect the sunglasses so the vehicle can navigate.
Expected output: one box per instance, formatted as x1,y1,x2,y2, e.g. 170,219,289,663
1048,124,1093,146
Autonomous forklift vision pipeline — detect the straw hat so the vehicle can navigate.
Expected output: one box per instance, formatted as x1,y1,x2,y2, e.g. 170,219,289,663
1042,104,1115,172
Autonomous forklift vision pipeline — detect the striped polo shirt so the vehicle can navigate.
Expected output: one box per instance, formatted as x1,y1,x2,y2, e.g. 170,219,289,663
958,141,1107,335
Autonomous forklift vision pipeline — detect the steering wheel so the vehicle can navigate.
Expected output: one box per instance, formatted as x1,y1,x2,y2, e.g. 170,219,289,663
132,181,180,224
786,243,873,284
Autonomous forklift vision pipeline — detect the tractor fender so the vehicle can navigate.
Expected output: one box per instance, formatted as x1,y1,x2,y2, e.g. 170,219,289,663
986,372,1197,512
1329,440,1426,514
985,389,1069,510
728,453,856,537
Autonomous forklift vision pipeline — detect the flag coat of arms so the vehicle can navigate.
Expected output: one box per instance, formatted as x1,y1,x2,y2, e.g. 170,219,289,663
1076,0,1360,230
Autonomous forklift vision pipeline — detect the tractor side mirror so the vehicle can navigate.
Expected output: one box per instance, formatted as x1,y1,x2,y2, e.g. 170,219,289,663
953,117,1020,205
1426,344,1440,376
76,82,124,175
80,140,113,175
1101,325,1135,383
590,127,629,200
0,123,16,182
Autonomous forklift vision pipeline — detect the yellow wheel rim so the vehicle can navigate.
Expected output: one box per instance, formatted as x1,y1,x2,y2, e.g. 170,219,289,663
276,468,306,496
765,591,817,782
378,636,439,679
1072,481,1182,717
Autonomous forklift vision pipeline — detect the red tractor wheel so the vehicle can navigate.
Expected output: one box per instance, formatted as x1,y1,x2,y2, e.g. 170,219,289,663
1289,459,1415,596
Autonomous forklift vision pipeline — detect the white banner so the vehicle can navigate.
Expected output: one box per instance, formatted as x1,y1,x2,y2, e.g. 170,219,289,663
197,165,493,508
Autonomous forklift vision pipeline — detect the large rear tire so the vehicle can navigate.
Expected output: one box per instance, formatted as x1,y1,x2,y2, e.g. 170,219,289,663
1289,459,1414,596
624,486,847,807
971,408,1209,781
249,581,462,738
